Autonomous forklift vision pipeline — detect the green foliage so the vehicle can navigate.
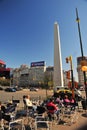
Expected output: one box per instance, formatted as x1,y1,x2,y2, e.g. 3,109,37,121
0,78,10,86
43,74,53,89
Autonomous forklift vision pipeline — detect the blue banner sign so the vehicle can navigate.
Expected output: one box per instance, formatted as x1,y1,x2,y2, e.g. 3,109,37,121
31,61,45,67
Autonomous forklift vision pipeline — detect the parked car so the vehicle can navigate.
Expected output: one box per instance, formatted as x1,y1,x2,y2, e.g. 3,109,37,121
53,87,82,101
4,87,16,92
29,87,38,91
13,87,22,91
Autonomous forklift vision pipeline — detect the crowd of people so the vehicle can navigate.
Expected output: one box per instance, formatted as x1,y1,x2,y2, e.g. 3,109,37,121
0,93,82,129
22,93,77,121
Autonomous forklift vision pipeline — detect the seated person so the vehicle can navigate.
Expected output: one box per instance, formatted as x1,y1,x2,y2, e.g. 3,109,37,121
7,100,13,107
70,96,76,110
24,95,33,109
1,103,16,114
46,98,59,116
56,95,64,107
63,95,70,106
0,102,11,122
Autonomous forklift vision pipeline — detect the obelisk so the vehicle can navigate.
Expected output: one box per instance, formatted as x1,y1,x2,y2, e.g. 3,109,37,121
54,22,63,87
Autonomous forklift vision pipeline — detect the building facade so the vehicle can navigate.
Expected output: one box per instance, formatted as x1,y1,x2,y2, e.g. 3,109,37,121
12,61,54,87
77,56,87,85
0,60,10,79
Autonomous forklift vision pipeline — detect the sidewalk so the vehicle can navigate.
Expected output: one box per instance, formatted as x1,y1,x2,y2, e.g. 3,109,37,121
51,111,87,130
18,97,87,130
21,109,87,130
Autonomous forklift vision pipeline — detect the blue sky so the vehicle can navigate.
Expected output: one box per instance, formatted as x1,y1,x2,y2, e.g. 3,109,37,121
0,0,87,81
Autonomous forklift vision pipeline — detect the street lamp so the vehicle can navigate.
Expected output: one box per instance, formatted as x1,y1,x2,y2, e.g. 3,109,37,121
76,8,87,105
66,56,75,98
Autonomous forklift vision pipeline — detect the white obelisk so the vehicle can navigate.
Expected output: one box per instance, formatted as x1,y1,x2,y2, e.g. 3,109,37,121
54,22,63,87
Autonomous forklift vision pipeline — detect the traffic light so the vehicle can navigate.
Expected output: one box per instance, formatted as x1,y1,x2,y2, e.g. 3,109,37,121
66,70,70,79
69,56,72,62
66,57,69,63
66,56,72,63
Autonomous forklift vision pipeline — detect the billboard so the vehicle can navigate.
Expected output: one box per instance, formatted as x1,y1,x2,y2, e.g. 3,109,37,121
31,61,45,67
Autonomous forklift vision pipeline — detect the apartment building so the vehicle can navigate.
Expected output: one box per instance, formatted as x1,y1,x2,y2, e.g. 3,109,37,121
77,56,87,86
12,61,52,87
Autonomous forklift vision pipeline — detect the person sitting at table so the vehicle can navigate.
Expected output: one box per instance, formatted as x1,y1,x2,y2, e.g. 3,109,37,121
0,102,11,122
56,95,64,107
24,95,33,109
70,96,76,110
46,98,60,116
63,95,70,106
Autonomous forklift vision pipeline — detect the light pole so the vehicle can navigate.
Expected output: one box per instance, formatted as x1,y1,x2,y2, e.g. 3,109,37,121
76,8,87,105
70,56,74,98
66,56,75,98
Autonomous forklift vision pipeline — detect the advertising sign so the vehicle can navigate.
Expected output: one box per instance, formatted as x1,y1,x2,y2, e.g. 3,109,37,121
31,61,45,67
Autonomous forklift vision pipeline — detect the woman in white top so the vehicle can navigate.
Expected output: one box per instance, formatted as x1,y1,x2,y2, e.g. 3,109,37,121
24,95,33,109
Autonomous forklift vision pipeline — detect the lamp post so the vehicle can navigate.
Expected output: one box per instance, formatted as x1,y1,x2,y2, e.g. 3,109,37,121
70,56,75,98
76,8,87,105
66,56,75,98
